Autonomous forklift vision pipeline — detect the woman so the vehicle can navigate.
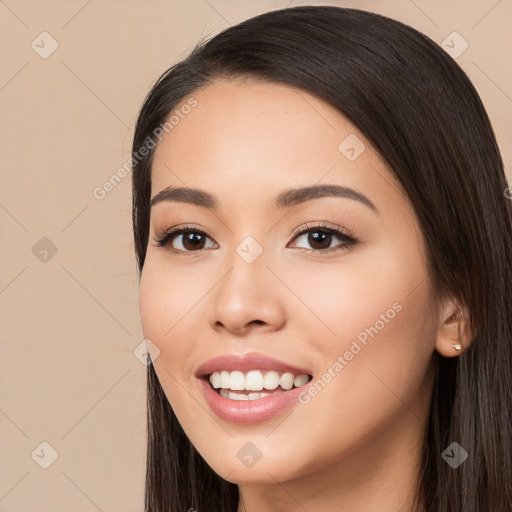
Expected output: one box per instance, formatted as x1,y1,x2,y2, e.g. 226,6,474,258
130,6,512,512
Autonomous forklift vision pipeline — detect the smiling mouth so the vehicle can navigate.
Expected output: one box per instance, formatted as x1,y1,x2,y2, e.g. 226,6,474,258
203,370,313,401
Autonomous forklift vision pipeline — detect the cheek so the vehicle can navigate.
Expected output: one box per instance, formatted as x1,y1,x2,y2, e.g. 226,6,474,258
138,259,203,415
138,259,193,398
283,239,435,387
138,255,221,402
282,244,426,342
138,263,169,342
138,255,206,342
275,255,435,470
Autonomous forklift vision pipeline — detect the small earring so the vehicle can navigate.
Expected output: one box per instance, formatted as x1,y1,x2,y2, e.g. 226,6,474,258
452,343,462,352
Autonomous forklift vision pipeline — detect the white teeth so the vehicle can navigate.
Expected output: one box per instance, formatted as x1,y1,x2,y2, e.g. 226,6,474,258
219,388,285,400
280,372,295,390
245,370,264,391
210,372,221,388
228,390,249,400
220,370,230,388
229,371,245,390
263,371,280,390
293,374,309,387
208,369,311,393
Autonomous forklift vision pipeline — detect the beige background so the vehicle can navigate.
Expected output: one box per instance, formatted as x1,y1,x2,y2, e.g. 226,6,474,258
0,0,510,510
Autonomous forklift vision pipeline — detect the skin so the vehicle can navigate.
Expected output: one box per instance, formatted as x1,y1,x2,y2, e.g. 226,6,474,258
138,78,473,512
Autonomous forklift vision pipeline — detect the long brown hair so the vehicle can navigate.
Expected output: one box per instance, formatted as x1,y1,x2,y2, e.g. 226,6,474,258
131,6,512,511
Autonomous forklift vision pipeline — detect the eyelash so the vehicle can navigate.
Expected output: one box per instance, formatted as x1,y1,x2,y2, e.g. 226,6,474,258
152,222,358,256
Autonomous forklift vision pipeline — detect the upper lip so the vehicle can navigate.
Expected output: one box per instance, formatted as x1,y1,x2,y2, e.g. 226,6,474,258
195,352,312,378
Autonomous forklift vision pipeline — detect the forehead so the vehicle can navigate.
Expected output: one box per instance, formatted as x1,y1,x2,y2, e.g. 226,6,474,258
149,78,409,220
153,79,358,175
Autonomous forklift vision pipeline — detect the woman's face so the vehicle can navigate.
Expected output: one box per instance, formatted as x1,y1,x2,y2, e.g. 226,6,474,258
139,78,439,485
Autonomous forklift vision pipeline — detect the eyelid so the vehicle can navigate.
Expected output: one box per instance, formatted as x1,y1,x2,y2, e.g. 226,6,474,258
289,221,356,241
152,224,217,249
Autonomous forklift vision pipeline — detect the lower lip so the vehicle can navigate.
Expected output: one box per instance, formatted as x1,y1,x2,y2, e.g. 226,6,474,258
198,377,309,424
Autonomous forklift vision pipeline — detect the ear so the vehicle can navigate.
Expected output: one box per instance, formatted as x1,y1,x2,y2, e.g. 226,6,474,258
435,298,474,358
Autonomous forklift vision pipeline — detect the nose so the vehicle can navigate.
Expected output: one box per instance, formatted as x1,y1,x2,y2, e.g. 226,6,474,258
209,245,287,336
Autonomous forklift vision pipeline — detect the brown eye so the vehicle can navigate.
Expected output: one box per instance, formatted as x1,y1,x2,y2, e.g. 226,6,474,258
179,231,208,251
153,227,217,252
305,231,333,250
289,223,358,253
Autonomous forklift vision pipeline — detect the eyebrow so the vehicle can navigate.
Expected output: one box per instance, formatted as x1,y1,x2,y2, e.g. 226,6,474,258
150,184,379,214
